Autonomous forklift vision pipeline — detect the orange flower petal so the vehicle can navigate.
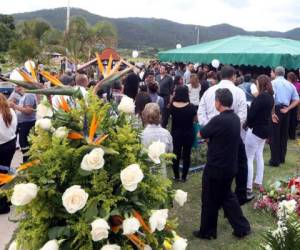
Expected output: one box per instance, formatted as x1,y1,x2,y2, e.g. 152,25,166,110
59,96,71,112
133,210,151,233
94,134,108,145
89,113,100,143
68,132,84,140
0,174,15,185
17,159,40,172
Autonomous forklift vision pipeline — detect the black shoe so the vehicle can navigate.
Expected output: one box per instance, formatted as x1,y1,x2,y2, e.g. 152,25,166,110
193,230,217,240
268,161,279,167
181,176,189,183
232,230,251,238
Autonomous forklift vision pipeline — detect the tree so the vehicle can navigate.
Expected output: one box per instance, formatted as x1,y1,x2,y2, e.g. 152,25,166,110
65,16,90,61
65,17,118,61
91,21,118,48
16,19,50,41
9,38,40,63
0,15,16,52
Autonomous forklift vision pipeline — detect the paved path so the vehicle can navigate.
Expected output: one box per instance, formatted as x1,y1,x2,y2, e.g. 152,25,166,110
0,150,22,249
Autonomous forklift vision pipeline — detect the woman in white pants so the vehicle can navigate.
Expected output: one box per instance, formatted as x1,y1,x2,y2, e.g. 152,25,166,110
245,75,274,198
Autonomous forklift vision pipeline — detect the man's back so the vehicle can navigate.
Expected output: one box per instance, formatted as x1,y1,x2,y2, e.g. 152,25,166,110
198,80,247,126
201,110,241,178
272,76,299,106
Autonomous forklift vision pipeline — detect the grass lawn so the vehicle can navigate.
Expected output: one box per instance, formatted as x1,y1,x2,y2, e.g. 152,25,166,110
171,140,300,250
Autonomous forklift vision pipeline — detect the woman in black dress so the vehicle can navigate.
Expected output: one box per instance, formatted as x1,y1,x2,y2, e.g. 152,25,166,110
170,86,197,182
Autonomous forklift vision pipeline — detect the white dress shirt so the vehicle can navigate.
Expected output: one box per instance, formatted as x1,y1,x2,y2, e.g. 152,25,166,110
0,109,17,145
188,84,201,106
197,80,247,126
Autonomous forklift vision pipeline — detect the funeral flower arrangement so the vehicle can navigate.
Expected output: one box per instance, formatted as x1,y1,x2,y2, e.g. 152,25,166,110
253,176,300,249
254,177,300,217
0,82,188,249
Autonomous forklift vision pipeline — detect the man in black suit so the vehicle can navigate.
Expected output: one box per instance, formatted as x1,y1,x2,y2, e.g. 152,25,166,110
156,65,174,128
194,88,250,240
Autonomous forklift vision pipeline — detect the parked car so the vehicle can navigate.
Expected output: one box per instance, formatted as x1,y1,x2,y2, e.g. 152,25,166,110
0,81,14,97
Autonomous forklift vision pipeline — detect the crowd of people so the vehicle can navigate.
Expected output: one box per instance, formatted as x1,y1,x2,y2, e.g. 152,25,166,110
0,60,300,240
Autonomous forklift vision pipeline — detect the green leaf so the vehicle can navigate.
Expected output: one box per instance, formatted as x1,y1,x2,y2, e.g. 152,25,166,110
100,145,119,155
48,226,71,240
78,168,93,177
84,199,99,221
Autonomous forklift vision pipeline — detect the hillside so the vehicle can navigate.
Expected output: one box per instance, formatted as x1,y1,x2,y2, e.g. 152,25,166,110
12,7,300,49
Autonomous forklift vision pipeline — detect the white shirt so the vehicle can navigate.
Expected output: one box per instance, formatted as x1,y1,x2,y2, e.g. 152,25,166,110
183,70,191,85
0,109,17,145
197,80,247,126
52,86,88,110
188,84,201,106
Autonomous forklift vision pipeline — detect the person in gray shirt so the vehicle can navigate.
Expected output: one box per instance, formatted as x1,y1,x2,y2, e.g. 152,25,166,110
10,90,37,162
8,85,23,105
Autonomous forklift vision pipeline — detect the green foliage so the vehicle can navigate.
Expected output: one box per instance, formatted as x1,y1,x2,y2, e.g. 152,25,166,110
9,38,40,63
15,19,50,40
0,15,16,52
261,215,300,250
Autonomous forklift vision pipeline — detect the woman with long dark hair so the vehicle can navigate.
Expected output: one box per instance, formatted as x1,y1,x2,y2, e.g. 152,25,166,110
0,93,17,214
245,75,274,197
170,86,197,182
0,93,17,166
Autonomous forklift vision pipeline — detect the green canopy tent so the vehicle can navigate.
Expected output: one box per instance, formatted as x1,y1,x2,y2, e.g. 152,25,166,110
158,35,300,70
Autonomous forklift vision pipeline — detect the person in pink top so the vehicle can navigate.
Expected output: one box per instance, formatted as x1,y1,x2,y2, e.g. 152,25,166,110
287,72,300,139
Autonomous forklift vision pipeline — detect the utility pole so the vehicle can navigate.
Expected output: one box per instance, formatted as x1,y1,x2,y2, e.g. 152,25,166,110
195,26,200,44
65,0,70,72
66,0,70,34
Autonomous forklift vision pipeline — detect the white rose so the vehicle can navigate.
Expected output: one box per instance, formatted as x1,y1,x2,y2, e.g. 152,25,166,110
277,199,297,218
144,245,152,250
11,183,38,206
172,237,188,250
149,209,168,232
35,118,52,131
148,141,166,164
36,103,53,120
174,190,188,207
101,245,121,250
122,217,140,235
8,241,17,250
53,127,68,138
118,95,135,114
264,245,272,250
120,164,144,192
8,241,23,250
40,239,59,250
91,218,110,241
80,148,105,171
62,185,88,214
284,199,297,214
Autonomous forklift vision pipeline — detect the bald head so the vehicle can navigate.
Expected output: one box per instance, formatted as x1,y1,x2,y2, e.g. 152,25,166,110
75,74,88,88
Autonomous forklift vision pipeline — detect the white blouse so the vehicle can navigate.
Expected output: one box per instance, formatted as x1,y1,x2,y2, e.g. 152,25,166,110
0,108,17,145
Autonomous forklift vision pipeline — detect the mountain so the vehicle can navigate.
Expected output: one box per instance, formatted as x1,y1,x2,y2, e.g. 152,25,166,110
11,7,300,49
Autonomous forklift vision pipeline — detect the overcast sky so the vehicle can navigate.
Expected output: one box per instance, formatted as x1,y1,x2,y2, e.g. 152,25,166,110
2,0,300,32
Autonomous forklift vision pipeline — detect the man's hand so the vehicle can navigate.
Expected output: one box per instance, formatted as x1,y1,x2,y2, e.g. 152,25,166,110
272,113,279,124
9,101,16,109
280,107,289,114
